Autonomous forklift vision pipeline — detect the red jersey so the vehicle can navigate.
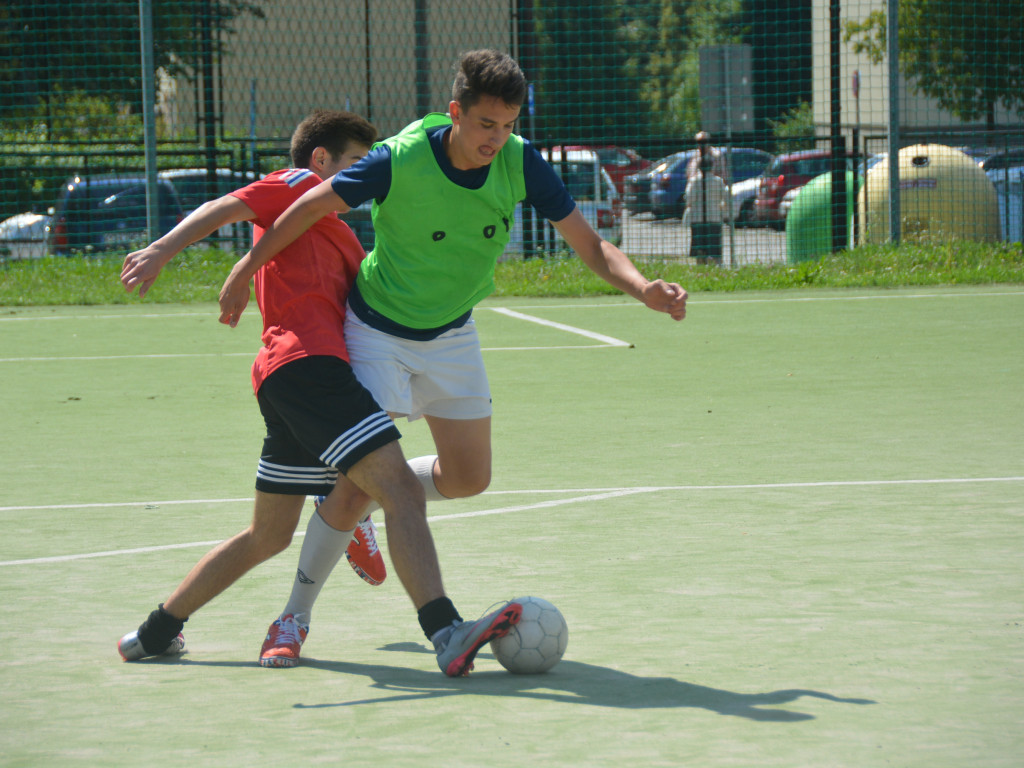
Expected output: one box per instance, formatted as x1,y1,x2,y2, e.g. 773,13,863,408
231,168,365,393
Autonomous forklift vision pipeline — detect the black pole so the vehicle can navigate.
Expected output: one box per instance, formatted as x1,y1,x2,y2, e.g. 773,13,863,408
364,0,372,121
851,126,860,243
829,0,848,252
201,0,218,200
517,0,539,258
415,0,430,117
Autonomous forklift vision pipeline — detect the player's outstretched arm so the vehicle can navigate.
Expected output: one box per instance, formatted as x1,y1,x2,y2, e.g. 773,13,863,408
121,196,255,299
552,208,688,321
218,178,345,327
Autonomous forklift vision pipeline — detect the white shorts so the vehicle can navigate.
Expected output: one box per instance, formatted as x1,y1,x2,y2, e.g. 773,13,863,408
343,308,492,422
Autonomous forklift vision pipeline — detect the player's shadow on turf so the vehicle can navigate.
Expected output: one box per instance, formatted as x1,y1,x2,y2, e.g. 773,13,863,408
295,642,874,722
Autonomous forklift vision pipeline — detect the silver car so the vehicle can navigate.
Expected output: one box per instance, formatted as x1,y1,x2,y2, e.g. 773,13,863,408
0,211,52,260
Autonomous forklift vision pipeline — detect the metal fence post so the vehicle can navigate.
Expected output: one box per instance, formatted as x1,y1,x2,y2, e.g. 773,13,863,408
139,0,158,243
887,0,901,244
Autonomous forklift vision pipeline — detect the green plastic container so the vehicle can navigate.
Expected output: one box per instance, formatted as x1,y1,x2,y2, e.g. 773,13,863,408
786,171,860,263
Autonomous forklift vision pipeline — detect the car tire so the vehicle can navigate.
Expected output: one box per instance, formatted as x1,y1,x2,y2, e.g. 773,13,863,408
736,200,755,227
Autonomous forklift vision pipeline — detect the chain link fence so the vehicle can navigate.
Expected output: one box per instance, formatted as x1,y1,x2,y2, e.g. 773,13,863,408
1,0,1021,263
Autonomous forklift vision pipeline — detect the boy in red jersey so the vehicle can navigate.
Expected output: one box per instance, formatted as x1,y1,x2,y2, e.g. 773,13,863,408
117,110,522,676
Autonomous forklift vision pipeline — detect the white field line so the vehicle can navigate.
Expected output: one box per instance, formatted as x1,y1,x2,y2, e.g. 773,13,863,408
0,352,255,363
487,307,631,347
4,290,1020,361
2,476,1021,567
0,307,629,362
0,312,213,322
1,289,1021,326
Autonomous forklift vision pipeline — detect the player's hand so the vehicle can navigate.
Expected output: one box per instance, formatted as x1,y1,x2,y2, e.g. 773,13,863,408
642,279,688,321
121,246,169,298
218,261,252,328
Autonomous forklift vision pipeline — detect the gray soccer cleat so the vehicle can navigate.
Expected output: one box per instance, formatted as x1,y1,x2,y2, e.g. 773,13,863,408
435,600,523,677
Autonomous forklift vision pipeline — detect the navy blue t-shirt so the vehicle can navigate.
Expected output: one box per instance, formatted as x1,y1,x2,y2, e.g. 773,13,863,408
332,124,576,222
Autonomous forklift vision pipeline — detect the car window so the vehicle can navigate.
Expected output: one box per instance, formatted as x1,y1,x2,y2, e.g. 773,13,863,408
98,186,148,220
176,177,215,210
730,153,771,181
165,173,239,211
559,163,601,201
793,157,830,175
669,153,695,173
984,151,1024,171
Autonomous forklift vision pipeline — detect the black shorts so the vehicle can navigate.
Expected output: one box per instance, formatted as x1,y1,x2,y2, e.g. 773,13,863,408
254,355,402,496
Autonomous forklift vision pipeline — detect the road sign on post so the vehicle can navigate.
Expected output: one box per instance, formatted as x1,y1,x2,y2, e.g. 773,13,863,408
698,44,754,135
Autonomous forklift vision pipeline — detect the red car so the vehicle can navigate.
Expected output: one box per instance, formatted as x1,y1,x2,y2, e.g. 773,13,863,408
754,149,859,229
546,145,651,193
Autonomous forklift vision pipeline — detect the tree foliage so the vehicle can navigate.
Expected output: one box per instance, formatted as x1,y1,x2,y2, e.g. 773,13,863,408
525,0,655,145
843,0,1024,121
0,1,264,125
525,0,744,148
767,100,815,153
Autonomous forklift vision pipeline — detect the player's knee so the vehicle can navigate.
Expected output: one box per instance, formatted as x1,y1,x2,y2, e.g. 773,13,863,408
248,525,294,559
445,466,490,498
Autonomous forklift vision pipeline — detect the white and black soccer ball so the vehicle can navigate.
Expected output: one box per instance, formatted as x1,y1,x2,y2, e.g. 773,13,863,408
491,596,568,674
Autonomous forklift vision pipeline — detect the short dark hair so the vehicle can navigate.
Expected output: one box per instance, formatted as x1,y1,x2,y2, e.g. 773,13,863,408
289,109,378,168
451,49,527,110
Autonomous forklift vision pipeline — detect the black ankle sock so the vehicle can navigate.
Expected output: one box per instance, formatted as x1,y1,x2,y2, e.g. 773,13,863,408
417,597,461,640
138,604,187,654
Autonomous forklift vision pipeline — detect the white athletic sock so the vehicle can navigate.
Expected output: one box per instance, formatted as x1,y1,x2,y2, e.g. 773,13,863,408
409,454,448,502
282,511,354,626
280,455,446,625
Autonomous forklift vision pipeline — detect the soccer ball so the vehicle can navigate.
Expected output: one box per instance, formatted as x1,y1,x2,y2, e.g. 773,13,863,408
491,596,568,674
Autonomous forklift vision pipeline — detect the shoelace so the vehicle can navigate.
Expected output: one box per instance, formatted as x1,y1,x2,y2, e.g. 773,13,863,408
274,617,303,646
357,518,380,556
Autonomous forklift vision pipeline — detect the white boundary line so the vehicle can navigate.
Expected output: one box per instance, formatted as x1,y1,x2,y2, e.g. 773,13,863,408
488,307,631,347
2,476,1021,567
0,306,630,362
0,352,255,363
4,290,1021,361
1,289,1021,324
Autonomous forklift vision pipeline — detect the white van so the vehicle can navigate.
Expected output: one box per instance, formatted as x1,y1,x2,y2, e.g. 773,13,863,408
505,147,622,257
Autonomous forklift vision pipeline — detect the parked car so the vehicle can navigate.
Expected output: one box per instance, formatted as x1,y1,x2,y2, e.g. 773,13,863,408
650,147,773,219
158,168,259,214
778,186,801,222
0,211,52,260
956,146,993,166
980,149,1024,173
48,174,185,254
647,151,698,219
753,149,861,228
759,152,883,229
506,147,622,254
730,175,763,226
987,165,1023,243
546,145,651,192
158,168,260,243
623,153,680,215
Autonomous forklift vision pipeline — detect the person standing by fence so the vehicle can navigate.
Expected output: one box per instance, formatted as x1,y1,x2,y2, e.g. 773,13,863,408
685,132,727,266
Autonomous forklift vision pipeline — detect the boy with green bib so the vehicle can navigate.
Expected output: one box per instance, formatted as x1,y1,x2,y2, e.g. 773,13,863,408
219,50,688,669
